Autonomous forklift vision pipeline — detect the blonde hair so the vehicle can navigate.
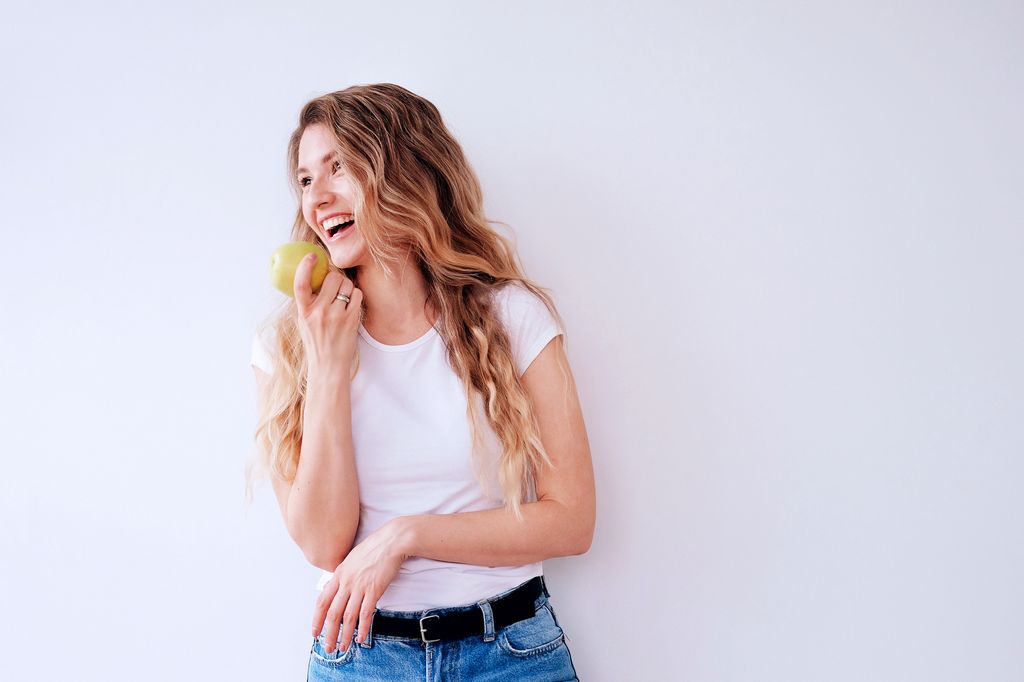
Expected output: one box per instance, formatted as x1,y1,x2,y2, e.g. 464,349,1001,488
245,83,571,521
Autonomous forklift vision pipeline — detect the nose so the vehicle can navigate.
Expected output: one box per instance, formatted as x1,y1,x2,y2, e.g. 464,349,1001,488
308,173,335,210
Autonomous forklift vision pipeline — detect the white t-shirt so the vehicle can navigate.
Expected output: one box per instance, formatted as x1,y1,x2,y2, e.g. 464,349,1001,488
250,281,564,611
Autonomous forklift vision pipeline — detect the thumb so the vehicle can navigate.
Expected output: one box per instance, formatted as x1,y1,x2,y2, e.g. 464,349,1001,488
293,252,317,312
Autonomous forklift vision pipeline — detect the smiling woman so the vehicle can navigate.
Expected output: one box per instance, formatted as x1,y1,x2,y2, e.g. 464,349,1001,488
246,83,594,681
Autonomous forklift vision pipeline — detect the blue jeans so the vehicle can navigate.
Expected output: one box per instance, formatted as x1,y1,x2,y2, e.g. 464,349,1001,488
308,578,580,681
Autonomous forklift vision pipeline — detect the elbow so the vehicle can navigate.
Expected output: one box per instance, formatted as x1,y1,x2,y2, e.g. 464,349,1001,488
307,553,344,573
294,528,355,572
305,545,351,572
568,514,595,556
552,497,595,557
570,530,593,556
288,514,358,572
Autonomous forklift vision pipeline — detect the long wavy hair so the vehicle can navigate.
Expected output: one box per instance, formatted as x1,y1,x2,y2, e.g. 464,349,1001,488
245,83,571,521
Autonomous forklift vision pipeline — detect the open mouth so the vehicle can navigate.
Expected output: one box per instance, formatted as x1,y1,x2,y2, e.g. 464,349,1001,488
327,219,355,240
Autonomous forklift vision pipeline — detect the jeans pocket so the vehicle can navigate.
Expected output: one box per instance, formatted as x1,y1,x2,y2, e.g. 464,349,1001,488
497,603,566,658
310,633,357,668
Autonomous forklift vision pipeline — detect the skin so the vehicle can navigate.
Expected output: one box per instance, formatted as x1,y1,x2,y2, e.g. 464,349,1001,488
268,122,597,654
296,122,438,343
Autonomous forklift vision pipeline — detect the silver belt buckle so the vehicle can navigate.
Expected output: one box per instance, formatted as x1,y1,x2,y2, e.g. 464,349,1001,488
419,614,441,643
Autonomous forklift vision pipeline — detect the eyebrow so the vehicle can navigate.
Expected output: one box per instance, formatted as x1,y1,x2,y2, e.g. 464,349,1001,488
295,151,338,178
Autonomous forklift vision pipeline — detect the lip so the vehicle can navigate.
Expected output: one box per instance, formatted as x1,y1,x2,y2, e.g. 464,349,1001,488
327,220,356,242
318,211,354,228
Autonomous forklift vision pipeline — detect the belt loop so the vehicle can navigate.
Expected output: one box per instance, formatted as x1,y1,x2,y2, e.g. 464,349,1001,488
476,598,496,642
359,611,376,648
540,575,550,598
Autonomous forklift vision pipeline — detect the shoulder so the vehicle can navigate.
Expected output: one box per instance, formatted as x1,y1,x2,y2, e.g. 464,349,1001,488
489,281,564,378
490,280,556,323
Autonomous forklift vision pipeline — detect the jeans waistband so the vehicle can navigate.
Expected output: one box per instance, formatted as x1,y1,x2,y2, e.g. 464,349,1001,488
359,575,549,645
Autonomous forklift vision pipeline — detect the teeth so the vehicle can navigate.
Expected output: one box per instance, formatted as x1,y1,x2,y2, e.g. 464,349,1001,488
322,215,354,230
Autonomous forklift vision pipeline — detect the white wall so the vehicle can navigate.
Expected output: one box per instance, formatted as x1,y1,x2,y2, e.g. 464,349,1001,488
2,1,1022,680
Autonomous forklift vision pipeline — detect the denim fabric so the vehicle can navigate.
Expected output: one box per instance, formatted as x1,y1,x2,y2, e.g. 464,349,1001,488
307,578,580,681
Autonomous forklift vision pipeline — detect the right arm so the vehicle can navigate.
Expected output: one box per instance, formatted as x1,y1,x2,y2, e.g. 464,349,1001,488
255,365,360,571
257,252,366,571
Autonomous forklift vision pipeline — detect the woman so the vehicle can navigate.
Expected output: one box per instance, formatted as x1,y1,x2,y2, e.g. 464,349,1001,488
247,83,596,681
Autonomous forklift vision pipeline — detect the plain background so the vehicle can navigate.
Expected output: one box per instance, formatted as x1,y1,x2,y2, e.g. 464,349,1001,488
2,1,1022,680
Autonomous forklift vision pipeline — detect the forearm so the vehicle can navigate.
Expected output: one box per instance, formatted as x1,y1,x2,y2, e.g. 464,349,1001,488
402,499,592,568
287,377,360,569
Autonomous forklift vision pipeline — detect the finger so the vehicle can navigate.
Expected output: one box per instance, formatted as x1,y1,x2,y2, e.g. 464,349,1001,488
323,591,351,653
335,278,354,303
314,271,344,312
293,253,318,313
356,288,366,323
344,287,363,317
356,592,377,645
339,591,362,653
311,578,340,637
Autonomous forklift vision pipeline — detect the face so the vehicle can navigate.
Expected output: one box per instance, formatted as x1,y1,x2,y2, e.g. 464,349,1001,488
296,123,369,270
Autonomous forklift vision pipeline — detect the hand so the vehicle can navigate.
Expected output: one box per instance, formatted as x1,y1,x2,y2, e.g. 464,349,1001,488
311,517,415,653
293,252,364,377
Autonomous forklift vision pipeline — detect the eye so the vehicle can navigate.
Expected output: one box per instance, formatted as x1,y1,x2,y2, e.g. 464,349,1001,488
299,160,341,188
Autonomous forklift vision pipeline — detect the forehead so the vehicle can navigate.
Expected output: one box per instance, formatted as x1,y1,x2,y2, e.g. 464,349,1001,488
296,124,340,170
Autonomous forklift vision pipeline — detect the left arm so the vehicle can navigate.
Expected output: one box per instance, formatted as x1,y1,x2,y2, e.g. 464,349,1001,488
311,335,596,652
398,335,596,564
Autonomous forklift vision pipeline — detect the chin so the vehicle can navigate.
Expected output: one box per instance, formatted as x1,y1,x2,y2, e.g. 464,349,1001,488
329,249,365,271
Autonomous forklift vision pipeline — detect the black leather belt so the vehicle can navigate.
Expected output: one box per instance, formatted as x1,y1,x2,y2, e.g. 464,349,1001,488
370,575,548,644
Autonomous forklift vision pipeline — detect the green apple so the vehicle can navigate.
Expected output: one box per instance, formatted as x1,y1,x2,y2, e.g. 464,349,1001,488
270,241,330,297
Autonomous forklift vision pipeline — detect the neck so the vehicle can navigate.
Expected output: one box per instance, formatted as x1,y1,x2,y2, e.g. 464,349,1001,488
354,248,437,334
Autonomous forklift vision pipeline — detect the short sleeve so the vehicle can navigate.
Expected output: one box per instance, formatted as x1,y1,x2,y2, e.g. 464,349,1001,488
492,282,564,377
250,327,276,375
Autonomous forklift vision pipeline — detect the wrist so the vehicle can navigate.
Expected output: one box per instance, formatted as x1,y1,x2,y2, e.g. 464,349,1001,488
392,515,424,560
305,369,352,390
